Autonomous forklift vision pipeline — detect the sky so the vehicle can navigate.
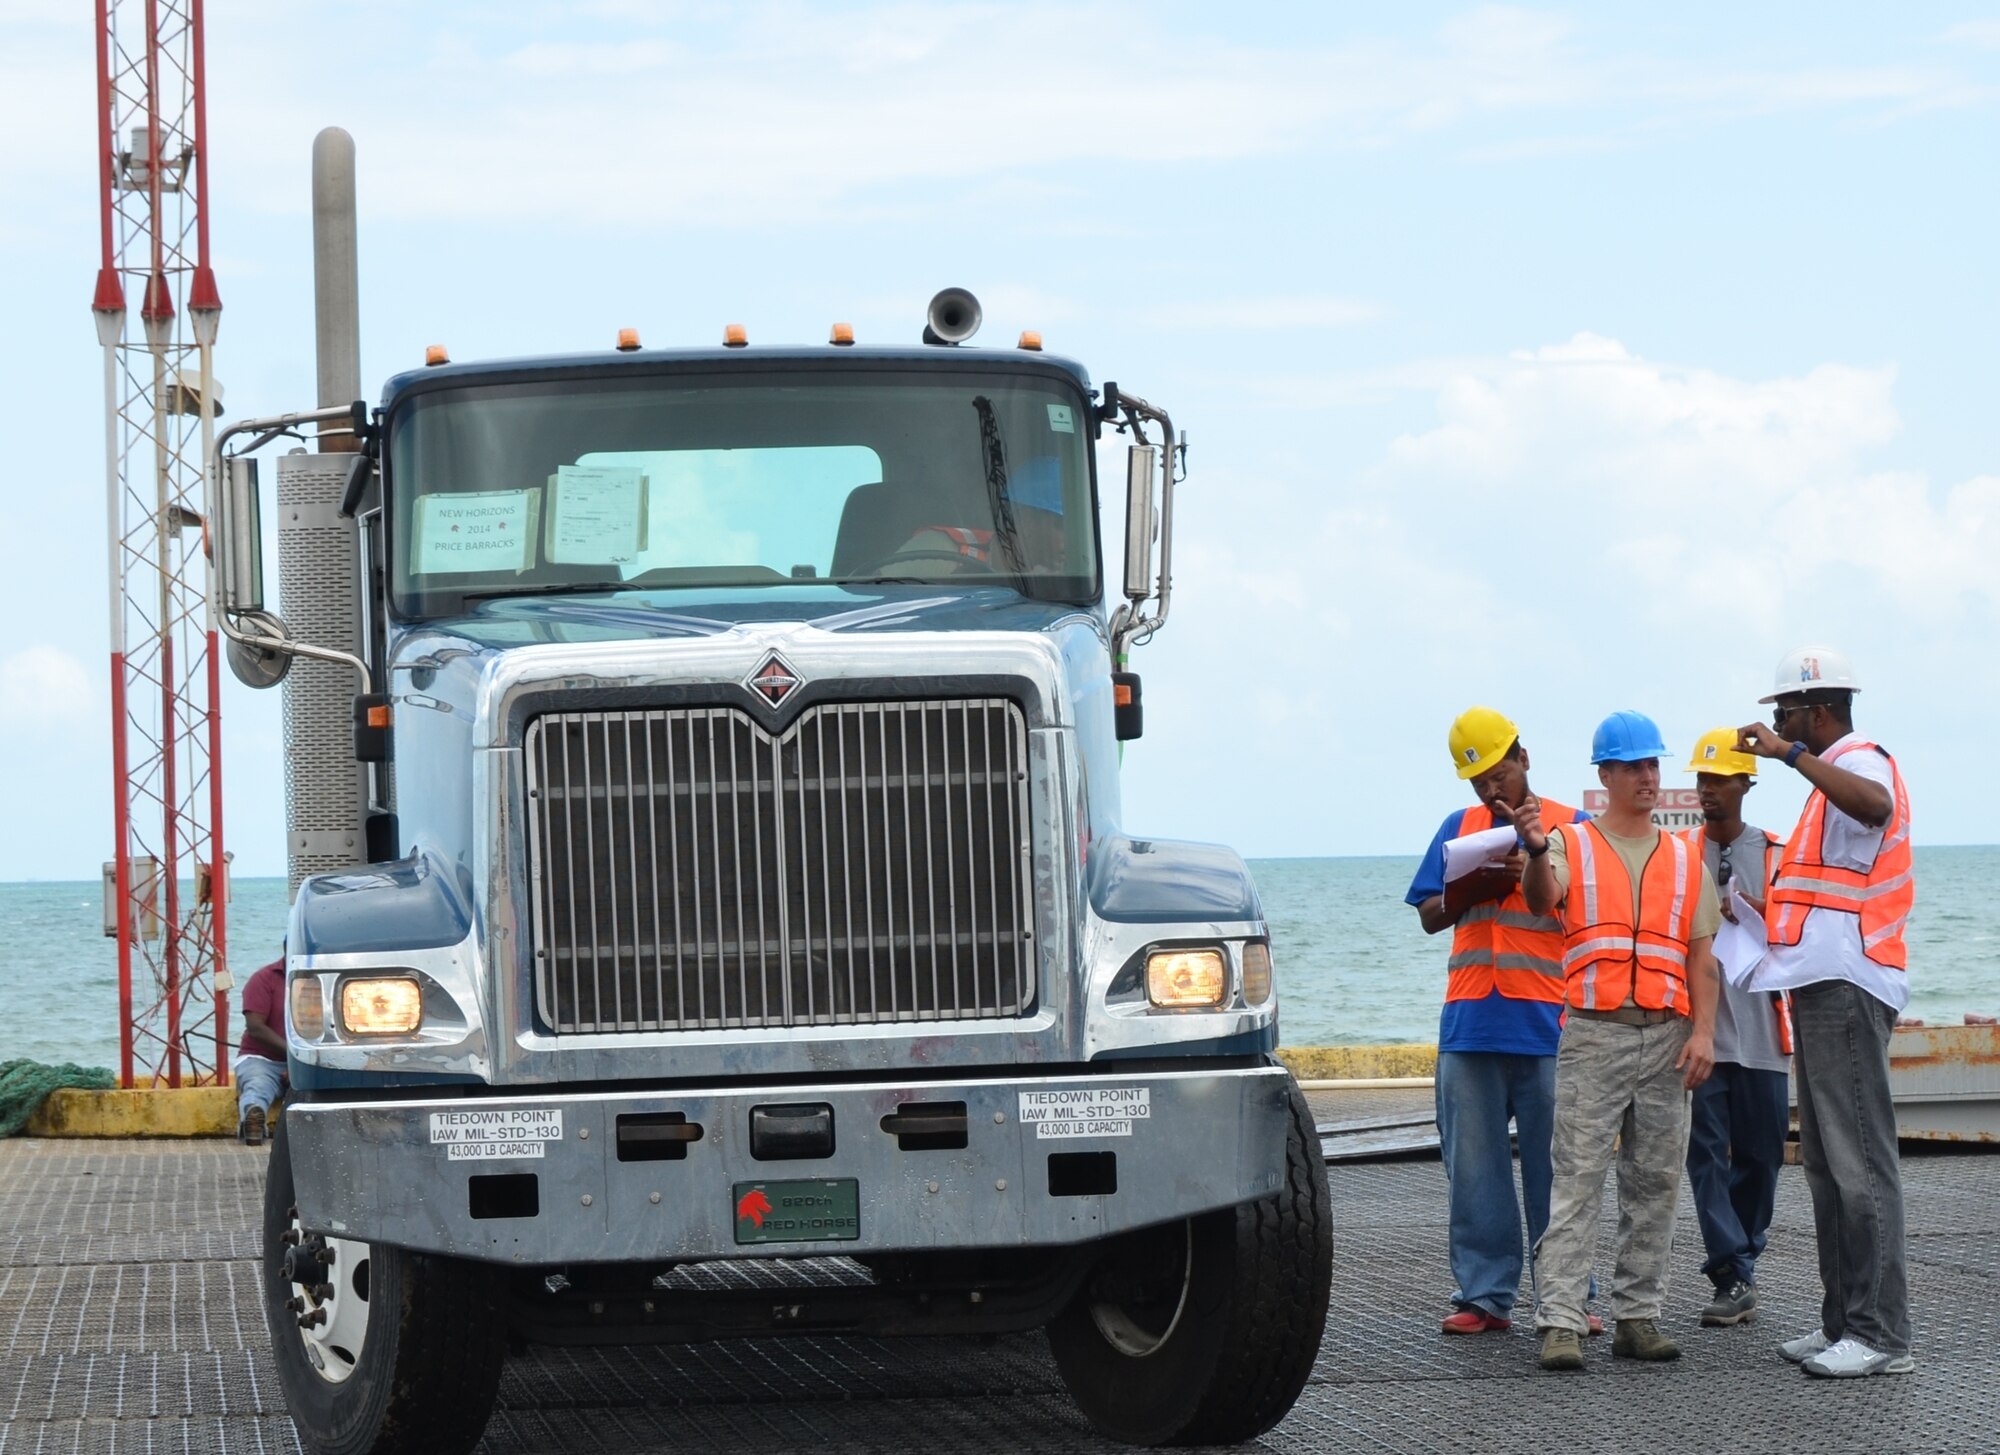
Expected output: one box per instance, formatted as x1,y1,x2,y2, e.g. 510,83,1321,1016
0,1,1996,880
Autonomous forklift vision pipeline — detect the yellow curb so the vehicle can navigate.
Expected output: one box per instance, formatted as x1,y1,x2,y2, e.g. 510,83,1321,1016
1279,1044,1439,1082
25,1087,243,1138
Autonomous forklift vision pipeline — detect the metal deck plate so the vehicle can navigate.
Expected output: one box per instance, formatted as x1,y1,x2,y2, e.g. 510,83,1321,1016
3,1127,1995,1453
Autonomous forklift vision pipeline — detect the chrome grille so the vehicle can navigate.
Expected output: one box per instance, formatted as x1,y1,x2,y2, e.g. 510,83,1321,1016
525,699,1034,1032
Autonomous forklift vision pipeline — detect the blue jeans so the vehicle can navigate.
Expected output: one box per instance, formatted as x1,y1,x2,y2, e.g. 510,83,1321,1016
1436,1050,1556,1319
235,1055,285,1131
1685,1061,1788,1289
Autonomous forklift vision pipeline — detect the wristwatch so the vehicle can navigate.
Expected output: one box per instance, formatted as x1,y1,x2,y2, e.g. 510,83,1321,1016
1526,838,1550,859
1784,742,1808,768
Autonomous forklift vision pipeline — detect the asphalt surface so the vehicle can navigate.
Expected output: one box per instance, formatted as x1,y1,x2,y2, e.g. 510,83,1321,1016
2,1115,1993,1454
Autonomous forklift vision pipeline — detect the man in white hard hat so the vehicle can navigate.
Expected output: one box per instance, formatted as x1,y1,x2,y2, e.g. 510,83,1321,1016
1736,647,1915,1380
1406,708,1596,1338
1679,730,1794,1330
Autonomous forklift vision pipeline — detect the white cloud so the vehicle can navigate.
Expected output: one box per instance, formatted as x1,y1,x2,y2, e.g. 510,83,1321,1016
1943,21,2000,50
0,646,95,724
153,2,1994,229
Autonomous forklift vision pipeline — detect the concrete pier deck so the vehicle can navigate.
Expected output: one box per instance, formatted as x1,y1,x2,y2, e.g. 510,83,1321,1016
3,1122,1994,1454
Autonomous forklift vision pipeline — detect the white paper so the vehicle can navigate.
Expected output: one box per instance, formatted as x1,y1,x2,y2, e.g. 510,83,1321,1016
1441,825,1521,885
1714,884,1769,988
414,489,537,574
546,464,647,564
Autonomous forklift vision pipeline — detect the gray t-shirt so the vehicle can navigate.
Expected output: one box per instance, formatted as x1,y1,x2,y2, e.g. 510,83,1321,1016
1699,826,1791,1074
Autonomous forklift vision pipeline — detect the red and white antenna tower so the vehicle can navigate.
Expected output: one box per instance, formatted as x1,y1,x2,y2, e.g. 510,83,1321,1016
91,0,230,1089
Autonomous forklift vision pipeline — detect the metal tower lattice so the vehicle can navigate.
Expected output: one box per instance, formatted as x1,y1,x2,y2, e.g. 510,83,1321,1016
91,0,230,1089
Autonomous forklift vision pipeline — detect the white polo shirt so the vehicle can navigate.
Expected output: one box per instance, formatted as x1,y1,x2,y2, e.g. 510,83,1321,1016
1748,733,1908,1012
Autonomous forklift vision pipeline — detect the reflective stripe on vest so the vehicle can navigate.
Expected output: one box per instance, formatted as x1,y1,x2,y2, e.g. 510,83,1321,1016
1556,820,1697,1015
1443,799,1577,1004
1768,739,1913,972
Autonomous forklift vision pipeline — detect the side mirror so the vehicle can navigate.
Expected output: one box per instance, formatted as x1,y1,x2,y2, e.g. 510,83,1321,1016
1122,443,1157,602
217,455,265,613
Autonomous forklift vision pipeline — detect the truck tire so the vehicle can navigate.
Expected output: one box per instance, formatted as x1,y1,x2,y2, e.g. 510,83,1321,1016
262,1116,508,1455
1046,1077,1332,1446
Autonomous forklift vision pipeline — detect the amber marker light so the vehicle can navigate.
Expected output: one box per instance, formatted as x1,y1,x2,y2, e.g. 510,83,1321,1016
1242,942,1274,1005
830,322,855,346
1017,330,1043,351
1146,949,1227,1008
290,976,325,1040
424,344,450,366
366,703,392,729
616,327,641,352
723,323,748,348
340,977,423,1035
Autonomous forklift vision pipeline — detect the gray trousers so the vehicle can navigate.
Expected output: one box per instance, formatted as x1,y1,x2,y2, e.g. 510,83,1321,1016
1793,978,1911,1355
1534,1013,1692,1334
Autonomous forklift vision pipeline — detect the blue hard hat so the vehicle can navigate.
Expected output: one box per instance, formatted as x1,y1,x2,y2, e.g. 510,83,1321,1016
1591,710,1668,764
1006,456,1064,517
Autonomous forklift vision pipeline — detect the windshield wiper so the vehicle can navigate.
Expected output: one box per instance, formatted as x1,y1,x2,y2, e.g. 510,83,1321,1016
456,582,629,607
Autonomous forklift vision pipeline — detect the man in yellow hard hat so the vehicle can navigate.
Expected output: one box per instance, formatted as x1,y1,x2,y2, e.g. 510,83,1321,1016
1407,707,1595,1337
1679,729,1793,1331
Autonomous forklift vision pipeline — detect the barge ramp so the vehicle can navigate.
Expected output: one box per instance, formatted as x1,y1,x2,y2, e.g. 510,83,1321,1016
3,1121,1996,1453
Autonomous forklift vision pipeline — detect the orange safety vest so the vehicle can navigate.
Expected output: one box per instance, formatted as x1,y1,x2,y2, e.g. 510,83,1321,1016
1445,799,1577,1005
1678,825,1793,1055
1768,739,1913,972
919,526,993,561
1554,820,1699,1015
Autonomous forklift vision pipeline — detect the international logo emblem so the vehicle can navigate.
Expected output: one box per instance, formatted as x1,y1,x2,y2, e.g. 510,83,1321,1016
747,653,802,708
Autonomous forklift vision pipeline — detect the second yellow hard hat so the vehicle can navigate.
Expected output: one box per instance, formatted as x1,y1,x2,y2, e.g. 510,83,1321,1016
1686,726,1759,777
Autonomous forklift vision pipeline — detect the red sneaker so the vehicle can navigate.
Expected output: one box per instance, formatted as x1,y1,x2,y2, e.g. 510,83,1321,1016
1442,1309,1512,1335
1587,1314,1605,1336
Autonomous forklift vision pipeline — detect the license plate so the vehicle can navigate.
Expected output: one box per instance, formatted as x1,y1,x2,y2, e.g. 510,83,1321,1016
731,1178,860,1244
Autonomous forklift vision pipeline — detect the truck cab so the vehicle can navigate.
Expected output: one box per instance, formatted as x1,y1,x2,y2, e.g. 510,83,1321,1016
213,297,1331,1454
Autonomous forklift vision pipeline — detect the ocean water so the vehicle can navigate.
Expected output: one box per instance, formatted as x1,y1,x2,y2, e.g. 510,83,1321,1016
3,849,1995,1069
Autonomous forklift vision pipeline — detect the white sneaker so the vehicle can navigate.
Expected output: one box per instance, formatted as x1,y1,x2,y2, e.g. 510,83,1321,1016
1802,1337,1916,1378
1779,1328,1832,1364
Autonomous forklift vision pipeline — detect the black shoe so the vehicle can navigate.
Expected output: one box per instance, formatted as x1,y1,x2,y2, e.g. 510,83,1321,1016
1700,1280,1757,1327
242,1105,266,1147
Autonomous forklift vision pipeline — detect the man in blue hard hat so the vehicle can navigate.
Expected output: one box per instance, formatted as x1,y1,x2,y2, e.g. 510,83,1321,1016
1514,711,1721,1373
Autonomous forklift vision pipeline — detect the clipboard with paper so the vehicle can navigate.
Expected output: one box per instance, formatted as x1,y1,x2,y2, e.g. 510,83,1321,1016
1713,883,1769,988
1441,825,1521,885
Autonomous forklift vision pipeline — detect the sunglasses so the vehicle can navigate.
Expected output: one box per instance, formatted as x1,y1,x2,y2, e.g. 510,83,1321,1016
1772,703,1814,727
1717,841,1733,886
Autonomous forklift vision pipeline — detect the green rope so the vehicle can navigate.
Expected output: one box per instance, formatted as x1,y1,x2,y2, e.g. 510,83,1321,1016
0,1059,115,1137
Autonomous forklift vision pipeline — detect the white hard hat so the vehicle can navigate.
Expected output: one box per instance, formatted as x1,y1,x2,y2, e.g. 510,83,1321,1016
1759,645,1862,703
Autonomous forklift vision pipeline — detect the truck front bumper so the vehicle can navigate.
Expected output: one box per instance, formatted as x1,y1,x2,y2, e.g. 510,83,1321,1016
285,1064,1292,1263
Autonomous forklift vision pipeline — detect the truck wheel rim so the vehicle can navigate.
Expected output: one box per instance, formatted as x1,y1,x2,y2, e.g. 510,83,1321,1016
290,1210,371,1384
1085,1220,1192,1357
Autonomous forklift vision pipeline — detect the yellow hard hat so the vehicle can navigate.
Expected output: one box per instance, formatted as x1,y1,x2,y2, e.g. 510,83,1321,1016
1686,726,1758,777
1448,706,1520,780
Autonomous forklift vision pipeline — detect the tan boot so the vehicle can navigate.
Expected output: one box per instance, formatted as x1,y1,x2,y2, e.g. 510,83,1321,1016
1613,1318,1681,1361
1539,1328,1584,1371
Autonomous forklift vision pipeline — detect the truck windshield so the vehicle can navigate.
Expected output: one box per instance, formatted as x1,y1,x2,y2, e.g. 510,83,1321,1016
386,368,1099,619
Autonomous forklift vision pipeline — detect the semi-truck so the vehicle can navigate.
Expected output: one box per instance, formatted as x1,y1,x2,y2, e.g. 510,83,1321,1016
211,272,1331,1453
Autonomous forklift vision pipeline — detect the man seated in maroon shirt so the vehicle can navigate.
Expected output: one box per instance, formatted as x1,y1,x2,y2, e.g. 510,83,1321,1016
233,955,287,1146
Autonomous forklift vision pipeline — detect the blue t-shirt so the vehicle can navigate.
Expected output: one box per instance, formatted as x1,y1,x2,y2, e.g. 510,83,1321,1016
1406,804,1588,1057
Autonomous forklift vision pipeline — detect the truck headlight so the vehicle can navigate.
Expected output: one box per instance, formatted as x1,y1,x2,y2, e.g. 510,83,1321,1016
339,977,423,1035
1242,941,1274,1005
1146,949,1226,1008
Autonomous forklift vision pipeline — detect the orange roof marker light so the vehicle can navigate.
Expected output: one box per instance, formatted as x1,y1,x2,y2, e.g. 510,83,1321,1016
722,323,748,348
424,344,449,367
829,322,855,346
615,327,641,352
1017,330,1043,352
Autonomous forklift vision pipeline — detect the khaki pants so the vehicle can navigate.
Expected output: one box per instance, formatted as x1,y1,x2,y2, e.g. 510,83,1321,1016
1533,1013,1692,1334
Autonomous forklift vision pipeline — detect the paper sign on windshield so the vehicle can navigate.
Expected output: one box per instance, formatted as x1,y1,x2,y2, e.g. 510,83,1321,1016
414,489,539,574
546,465,647,564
